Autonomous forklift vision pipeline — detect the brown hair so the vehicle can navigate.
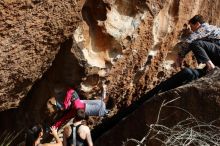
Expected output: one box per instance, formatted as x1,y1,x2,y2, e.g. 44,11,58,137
25,124,43,146
75,109,86,121
189,15,205,24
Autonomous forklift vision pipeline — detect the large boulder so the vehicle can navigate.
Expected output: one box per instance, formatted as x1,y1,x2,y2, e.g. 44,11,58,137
95,68,220,146
0,0,220,144
0,0,83,110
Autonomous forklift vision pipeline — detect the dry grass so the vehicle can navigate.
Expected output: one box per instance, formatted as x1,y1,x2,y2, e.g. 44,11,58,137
148,117,220,146
123,97,220,146
0,129,23,146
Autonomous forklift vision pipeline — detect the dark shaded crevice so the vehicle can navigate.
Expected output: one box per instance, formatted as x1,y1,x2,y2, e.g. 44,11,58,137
0,108,21,132
20,37,86,125
82,0,122,55
92,68,220,142
82,0,110,25
91,84,161,141
92,76,216,144
83,74,100,87
45,37,86,86
115,0,148,16
0,38,86,144
92,68,200,141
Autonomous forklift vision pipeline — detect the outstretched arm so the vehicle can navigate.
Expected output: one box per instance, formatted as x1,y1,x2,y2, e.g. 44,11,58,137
63,133,67,146
53,108,76,128
102,81,107,100
54,89,81,128
42,127,62,146
86,127,93,146
63,126,71,146
63,89,80,109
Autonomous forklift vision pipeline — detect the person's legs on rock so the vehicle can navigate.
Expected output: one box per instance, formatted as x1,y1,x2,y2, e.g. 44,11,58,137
145,67,205,98
190,40,220,70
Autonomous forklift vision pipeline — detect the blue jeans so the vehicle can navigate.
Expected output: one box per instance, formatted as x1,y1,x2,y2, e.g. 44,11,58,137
82,100,108,116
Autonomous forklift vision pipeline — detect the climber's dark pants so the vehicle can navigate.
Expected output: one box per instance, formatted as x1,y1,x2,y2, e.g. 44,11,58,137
145,68,206,98
145,39,220,99
189,39,220,66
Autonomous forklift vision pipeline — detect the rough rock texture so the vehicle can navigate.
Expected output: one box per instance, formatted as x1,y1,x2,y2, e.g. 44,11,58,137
95,68,220,146
0,0,220,145
0,0,84,110
0,0,162,129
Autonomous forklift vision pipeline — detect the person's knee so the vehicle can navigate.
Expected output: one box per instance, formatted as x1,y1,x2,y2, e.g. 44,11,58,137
191,40,204,45
189,40,204,51
181,68,198,81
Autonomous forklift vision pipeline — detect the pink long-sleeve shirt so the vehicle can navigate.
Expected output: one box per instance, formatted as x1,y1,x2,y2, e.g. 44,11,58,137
53,89,85,128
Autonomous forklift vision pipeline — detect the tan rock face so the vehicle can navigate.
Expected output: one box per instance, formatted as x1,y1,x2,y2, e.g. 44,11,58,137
0,0,82,110
0,0,220,143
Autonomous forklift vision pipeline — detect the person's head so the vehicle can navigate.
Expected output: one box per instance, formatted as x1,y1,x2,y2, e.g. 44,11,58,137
25,124,43,146
47,97,58,115
46,85,68,115
188,15,205,32
183,23,188,29
75,109,86,122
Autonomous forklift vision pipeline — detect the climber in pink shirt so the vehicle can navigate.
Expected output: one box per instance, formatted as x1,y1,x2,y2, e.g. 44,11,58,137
47,84,108,128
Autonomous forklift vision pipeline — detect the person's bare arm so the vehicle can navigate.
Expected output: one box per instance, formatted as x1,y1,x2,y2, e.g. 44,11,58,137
63,125,72,146
102,81,107,99
63,131,67,146
41,127,62,146
85,127,93,146
53,108,76,128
